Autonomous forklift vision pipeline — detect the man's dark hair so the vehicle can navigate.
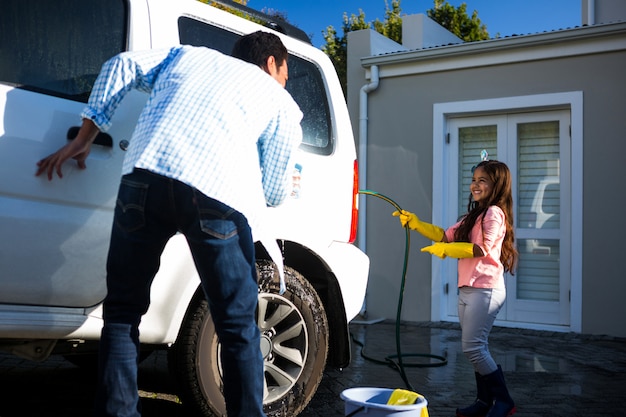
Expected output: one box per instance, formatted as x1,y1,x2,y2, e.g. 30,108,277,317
231,30,288,69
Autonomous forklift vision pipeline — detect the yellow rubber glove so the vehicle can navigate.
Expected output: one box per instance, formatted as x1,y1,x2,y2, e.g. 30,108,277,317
392,210,444,242
421,242,475,259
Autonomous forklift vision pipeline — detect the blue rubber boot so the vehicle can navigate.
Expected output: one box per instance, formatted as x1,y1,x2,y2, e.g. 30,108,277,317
484,365,516,417
456,372,491,417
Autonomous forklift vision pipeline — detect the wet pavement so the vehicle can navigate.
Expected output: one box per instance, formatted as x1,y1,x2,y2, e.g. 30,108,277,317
1,320,624,417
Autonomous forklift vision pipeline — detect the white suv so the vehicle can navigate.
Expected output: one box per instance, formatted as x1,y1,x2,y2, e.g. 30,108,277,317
0,1,369,416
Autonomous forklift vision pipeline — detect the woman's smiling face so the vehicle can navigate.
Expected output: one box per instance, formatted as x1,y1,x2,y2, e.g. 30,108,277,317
471,166,494,204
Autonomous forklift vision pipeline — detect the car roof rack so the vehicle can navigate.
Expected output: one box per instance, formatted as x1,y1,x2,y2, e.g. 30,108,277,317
208,0,311,44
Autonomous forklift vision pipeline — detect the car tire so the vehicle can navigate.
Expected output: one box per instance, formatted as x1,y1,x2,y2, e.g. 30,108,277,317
169,259,329,417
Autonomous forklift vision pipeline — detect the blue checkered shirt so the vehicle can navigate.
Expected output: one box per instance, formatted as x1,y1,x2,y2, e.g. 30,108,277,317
81,45,303,235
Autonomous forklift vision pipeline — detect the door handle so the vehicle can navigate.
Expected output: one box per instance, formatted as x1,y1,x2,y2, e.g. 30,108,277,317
67,126,113,148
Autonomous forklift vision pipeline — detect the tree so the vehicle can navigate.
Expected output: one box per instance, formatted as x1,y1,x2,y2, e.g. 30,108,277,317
322,0,490,95
372,0,403,44
427,0,490,41
322,10,370,96
322,1,402,95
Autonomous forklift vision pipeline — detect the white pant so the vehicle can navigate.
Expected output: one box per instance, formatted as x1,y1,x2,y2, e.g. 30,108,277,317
458,286,506,376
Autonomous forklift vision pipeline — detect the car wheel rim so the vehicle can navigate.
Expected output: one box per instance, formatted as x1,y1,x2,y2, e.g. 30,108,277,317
257,292,308,403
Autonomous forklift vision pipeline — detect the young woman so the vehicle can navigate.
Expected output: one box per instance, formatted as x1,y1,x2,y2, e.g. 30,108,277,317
394,160,518,417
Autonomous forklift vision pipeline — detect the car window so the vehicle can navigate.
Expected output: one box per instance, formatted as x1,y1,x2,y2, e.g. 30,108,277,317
0,0,127,102
178,16,333,155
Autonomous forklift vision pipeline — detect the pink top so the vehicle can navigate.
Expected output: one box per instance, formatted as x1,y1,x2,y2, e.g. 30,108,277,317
444,206,506,289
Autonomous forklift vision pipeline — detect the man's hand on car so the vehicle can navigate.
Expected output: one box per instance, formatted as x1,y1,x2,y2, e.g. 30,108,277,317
35,119,99,180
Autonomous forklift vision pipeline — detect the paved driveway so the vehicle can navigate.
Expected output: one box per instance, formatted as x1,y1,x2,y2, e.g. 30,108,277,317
1,321,624,416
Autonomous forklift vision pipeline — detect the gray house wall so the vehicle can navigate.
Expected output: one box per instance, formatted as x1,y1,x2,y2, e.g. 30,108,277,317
348,19,626,337
583,0,626,25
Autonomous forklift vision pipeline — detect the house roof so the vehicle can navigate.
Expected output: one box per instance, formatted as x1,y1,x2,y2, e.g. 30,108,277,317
361,21,626,68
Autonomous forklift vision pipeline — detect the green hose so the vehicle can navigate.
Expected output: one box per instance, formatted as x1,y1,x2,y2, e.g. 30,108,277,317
356,189,447,392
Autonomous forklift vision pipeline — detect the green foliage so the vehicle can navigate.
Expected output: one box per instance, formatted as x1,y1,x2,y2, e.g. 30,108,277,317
427,0,490,42
198,0,264,24
321,10,371,95
322,1,402,95
373,0,403,44
322,0,491,96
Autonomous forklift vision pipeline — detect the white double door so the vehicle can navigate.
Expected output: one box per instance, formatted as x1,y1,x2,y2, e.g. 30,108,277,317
442,110,571,327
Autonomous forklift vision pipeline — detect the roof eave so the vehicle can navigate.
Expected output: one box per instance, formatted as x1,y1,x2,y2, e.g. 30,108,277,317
360,22,626,68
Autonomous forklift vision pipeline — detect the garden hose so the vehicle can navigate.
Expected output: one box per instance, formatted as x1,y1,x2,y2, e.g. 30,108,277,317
355,190,447,392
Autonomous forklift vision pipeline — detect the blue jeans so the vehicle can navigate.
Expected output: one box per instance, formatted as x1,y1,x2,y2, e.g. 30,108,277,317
94,169,264,417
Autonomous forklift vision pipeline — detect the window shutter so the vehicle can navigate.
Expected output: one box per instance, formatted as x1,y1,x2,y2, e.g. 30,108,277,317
516,121,560,301
517,121,560,230
458,125,497,218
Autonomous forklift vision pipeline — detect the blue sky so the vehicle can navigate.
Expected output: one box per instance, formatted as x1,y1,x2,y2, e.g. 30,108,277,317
251,0,582,47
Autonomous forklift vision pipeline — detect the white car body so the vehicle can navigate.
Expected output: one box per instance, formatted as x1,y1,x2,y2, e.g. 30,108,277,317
0,0,369,415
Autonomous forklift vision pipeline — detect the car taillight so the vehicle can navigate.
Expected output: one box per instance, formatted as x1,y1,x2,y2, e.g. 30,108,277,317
349,160,359,243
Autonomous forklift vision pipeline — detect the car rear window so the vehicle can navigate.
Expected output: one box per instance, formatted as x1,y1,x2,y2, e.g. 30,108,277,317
179,16,333,155
0,0,127,102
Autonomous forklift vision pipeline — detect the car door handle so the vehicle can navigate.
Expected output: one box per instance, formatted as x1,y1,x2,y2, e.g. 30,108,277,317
67,126,113,148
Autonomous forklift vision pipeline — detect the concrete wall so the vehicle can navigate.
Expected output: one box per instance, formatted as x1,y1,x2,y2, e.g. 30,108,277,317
347,21,626,337
583,0,626,25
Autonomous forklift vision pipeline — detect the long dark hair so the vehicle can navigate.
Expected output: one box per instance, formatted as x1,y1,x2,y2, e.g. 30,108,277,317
454,160,518,273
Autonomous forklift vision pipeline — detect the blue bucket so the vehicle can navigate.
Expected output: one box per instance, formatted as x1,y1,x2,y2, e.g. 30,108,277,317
340,387,428,417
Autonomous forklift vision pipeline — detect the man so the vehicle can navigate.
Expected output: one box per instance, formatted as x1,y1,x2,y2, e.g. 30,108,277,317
36,31,302,417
